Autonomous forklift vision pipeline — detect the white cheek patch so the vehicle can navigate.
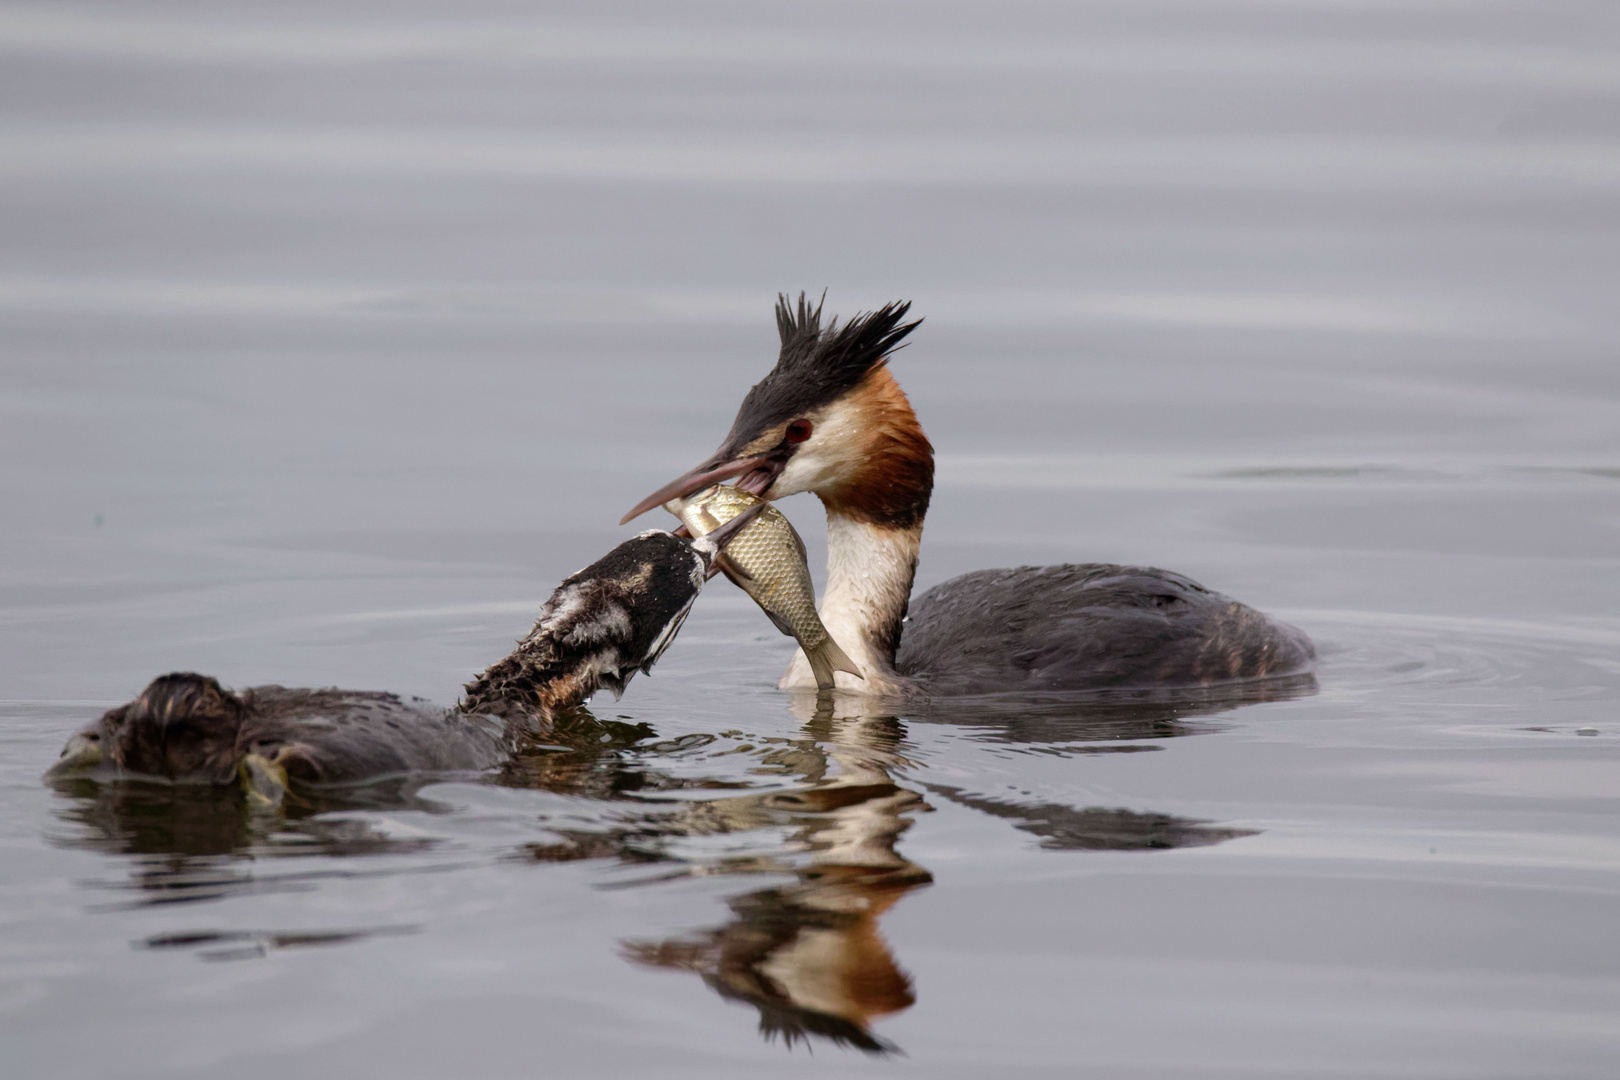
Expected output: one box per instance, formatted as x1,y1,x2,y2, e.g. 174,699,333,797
773,399,866,497
776,449,835,495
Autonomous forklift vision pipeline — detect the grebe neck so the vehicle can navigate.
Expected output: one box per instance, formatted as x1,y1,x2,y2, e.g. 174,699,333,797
779,511,922,695
777,365,933,695
462,626,584,722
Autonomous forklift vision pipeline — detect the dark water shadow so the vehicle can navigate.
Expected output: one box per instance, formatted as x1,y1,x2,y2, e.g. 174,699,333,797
924,783,1259,851
140,924,419,962
47,775,457,860
48,776,470,910
900,672,1318,746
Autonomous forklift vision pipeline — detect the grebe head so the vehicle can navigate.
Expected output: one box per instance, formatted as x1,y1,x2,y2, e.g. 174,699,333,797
622,294,932,529
538,510,767,690
462,503,771,717
47,672,246,784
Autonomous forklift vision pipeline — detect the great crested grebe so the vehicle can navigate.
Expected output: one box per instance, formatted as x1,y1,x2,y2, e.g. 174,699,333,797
623,295,1315,696
46,518,761,795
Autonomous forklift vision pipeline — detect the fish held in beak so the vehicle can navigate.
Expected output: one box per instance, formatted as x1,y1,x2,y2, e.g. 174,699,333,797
692,498,768,563
620,454,779,525
665,485,862,691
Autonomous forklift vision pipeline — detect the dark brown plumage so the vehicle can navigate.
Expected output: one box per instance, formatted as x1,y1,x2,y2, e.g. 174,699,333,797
85,677,511,786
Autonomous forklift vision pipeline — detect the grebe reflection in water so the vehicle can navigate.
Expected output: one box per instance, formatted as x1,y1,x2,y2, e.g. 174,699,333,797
617,689,1271,1054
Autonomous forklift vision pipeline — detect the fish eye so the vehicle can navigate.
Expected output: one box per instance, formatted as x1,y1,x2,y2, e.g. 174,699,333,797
785,419,813,444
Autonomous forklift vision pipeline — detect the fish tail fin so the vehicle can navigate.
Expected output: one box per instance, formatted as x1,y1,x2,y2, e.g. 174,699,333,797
805,636,864,689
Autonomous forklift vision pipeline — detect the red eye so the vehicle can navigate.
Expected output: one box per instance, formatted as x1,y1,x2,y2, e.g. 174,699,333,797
785,420,813,444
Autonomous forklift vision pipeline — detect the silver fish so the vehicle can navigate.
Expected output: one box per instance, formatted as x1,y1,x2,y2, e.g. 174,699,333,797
666,485,862,690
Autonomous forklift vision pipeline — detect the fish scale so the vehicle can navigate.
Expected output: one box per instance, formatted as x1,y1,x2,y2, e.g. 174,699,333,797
665,485,862,690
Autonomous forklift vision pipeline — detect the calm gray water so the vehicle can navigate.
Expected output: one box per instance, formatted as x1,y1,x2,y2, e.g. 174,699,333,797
3,2,1618,1077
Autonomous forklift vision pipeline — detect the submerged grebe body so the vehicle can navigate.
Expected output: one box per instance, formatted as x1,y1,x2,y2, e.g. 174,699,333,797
625,295,1315,696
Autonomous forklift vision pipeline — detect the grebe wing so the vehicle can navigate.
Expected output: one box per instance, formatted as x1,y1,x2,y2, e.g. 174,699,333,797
894,564,1314,695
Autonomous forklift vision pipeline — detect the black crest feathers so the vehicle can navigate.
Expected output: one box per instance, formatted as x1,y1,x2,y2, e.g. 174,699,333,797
772,291,919,394
721,293,921,454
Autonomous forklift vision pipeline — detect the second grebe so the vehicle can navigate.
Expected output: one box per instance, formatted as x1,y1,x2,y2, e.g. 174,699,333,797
45,518,763,796
623,295,1315,696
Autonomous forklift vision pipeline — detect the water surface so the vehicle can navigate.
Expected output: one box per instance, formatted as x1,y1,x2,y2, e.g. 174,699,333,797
2,2,1618,1077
